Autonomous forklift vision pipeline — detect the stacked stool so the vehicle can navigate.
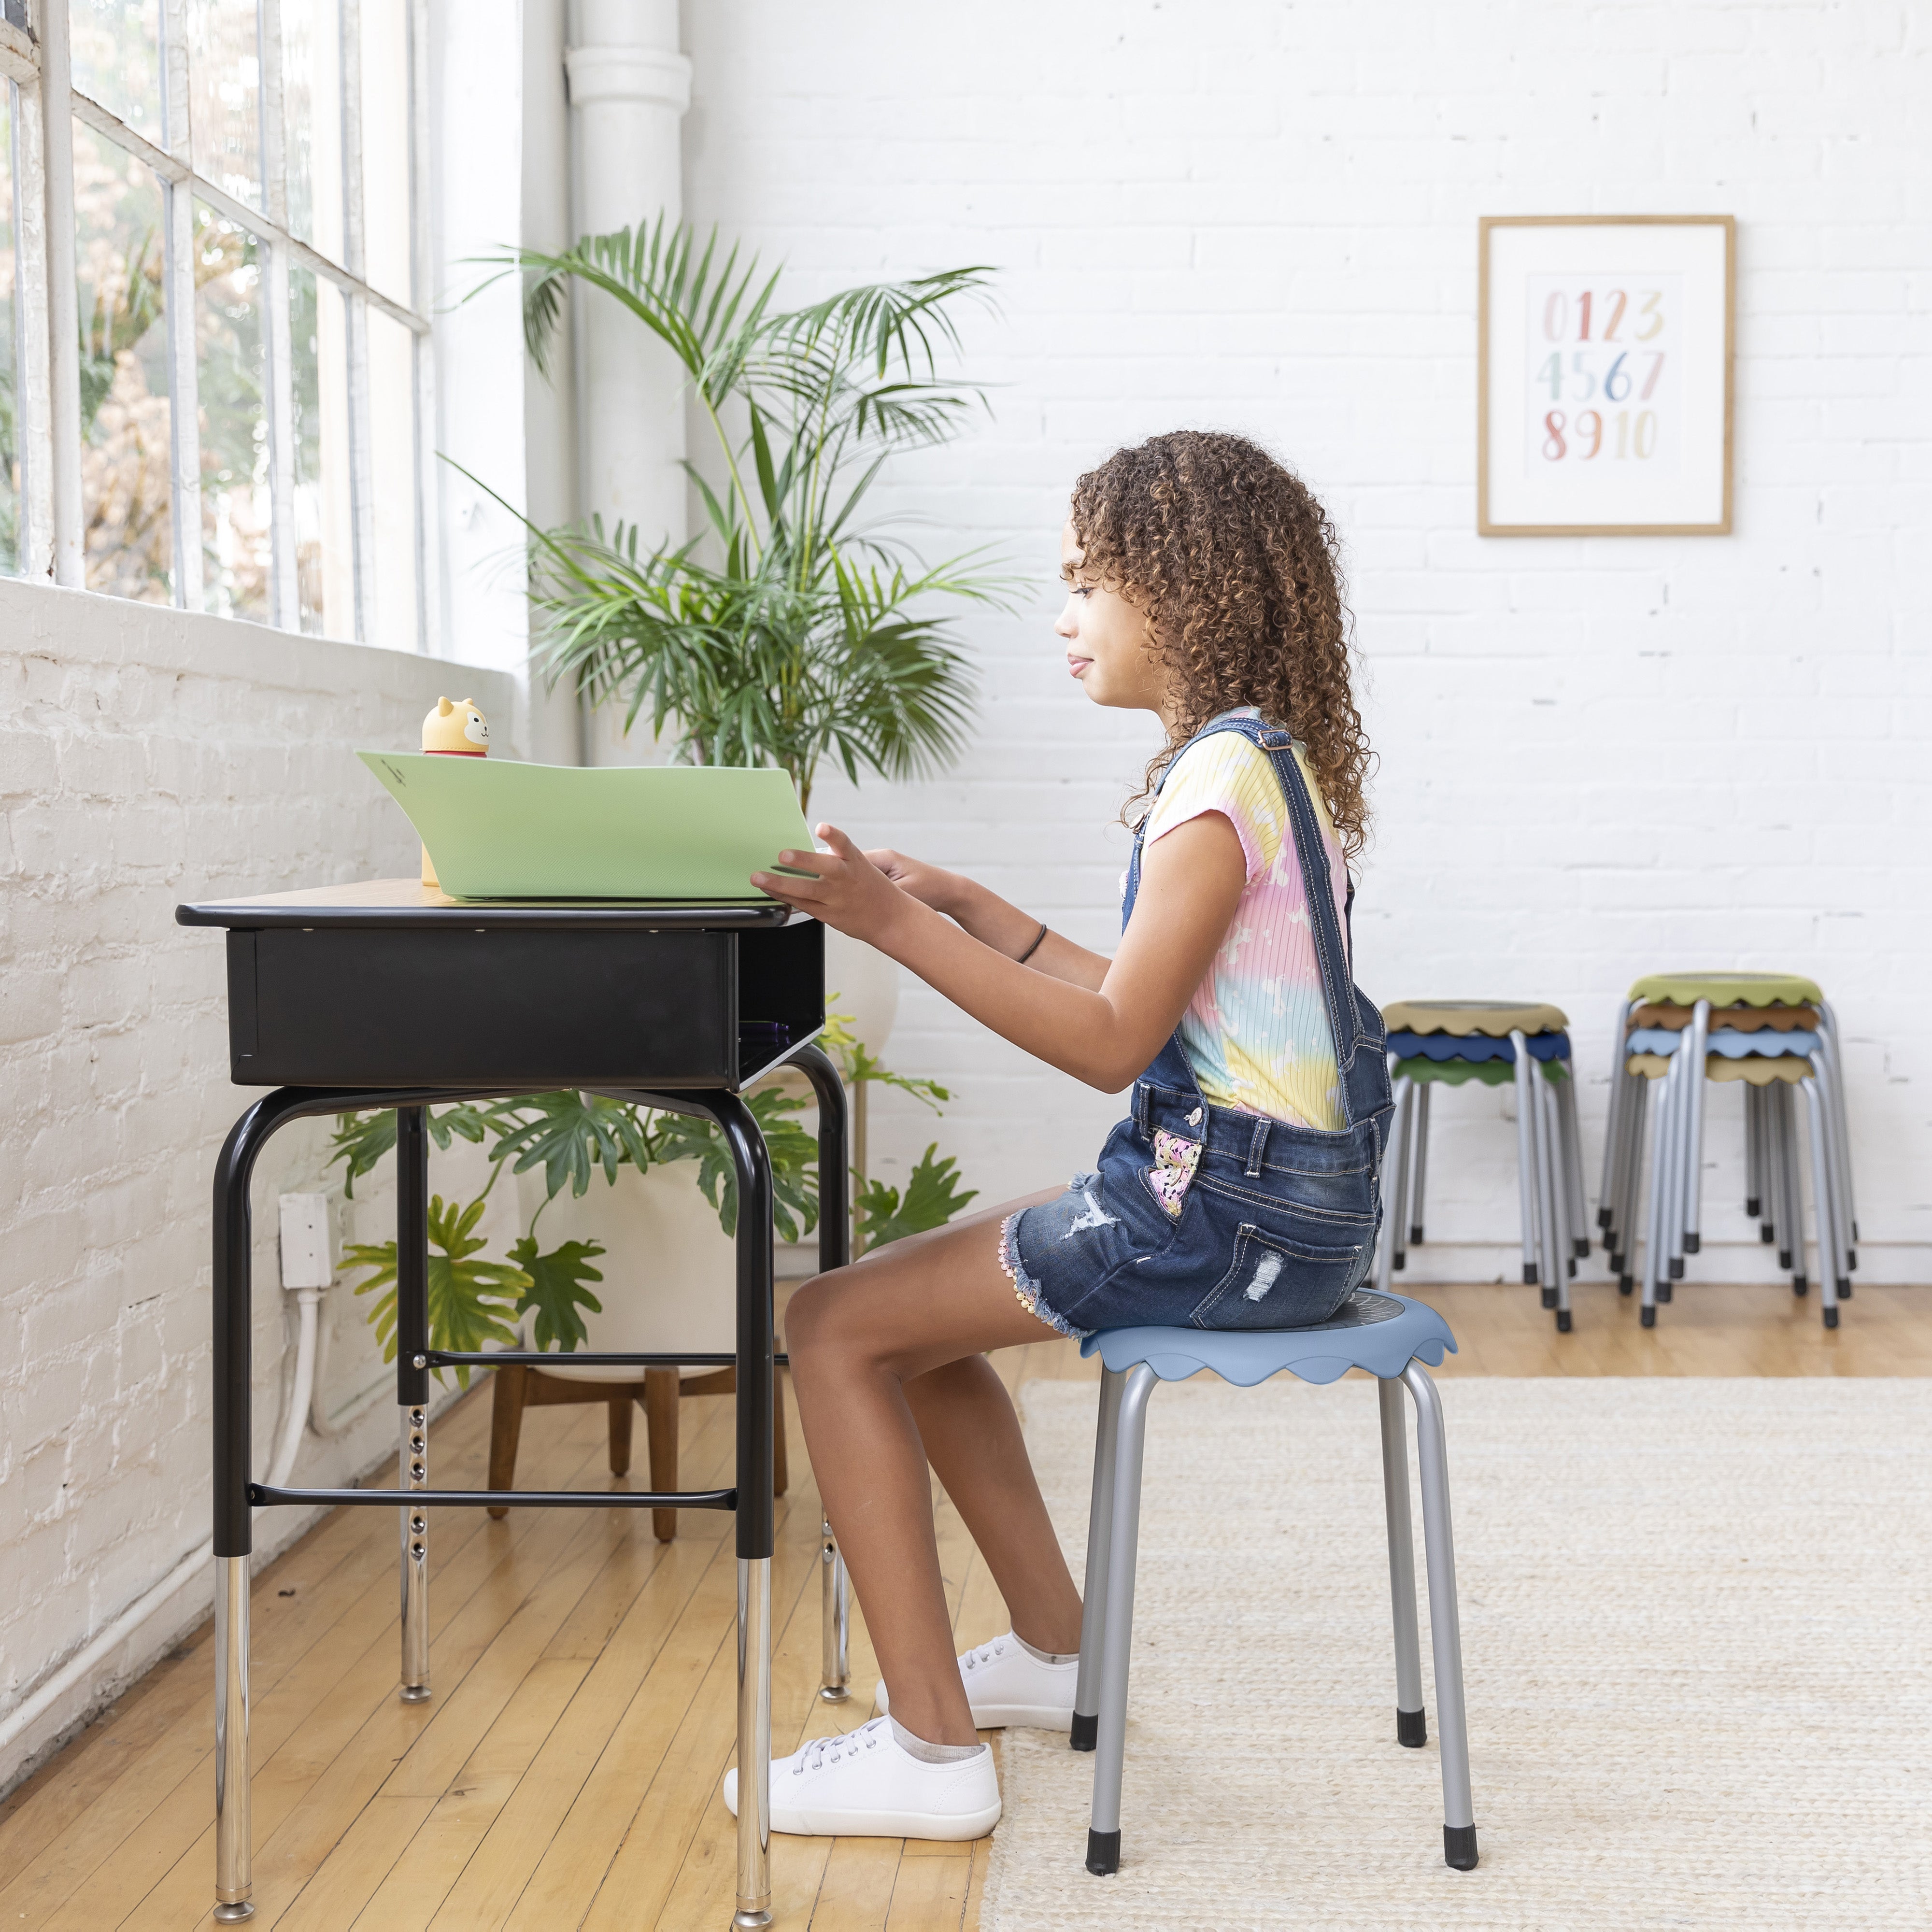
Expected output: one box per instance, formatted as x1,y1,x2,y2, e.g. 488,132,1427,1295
1377,1001,1588,1333
1597,971,1857,1328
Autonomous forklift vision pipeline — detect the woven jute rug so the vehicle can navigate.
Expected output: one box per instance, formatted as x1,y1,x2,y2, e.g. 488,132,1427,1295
983,1376,1932,1929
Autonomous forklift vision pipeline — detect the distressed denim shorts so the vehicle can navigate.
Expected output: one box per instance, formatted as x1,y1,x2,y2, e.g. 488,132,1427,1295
999,1088,1382,1341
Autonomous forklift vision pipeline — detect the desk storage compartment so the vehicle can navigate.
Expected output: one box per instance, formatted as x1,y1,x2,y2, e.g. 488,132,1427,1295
232,927,739,1089
227,919,826,1091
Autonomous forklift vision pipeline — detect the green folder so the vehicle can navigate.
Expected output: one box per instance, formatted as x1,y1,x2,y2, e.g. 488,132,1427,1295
358,752,817,901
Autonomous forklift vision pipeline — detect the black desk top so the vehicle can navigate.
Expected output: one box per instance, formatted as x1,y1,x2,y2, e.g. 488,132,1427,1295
176,878,803,934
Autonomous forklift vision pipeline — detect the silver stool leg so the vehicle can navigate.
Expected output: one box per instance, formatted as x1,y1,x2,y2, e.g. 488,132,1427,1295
1745,1079,1764,1228
1378,1376,1425,1746
1536,1070,1572,1330
820,1519,851,1702
1392,1074,1415,1274
400,1403,430,1702
1407,1082,1432,1247
1597,998,1637,1243
1402,1363,1477,1870
1639,1062,1673,1325
1817,1002,1859,1243
1801,1075,1842,1329
1085,1363,1158,1876
1661,1044,1689,1291
213,1556,253,1922
1776,1081,1808,1293
1555,1065,1589,1261
1073,1366,1127,1752
1811,1033,1854,1290
1376,1076,1412,1295
1510,1031,1539,1286
1681,1001,1711,1257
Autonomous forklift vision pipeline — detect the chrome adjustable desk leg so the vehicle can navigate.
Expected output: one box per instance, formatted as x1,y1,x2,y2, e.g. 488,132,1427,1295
400,1403,431,1701
735,1556,773,1928
213,1556,254,1921
820,1518,851,1701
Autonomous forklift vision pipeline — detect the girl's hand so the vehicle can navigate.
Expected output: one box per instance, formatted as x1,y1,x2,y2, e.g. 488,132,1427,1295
752,825,914,945
863,848,962,916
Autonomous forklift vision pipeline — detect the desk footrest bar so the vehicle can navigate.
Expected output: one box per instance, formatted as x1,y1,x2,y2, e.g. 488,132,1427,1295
249,1483,736,1511
419,1350,788,1369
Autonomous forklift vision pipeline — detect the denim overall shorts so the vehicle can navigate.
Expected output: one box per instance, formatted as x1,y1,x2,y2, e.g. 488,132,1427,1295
1000,713,1394,1341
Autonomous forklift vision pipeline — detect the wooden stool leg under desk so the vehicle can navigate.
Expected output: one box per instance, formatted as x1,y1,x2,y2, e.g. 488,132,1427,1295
645,1366,790,1541
486,1366,529,1520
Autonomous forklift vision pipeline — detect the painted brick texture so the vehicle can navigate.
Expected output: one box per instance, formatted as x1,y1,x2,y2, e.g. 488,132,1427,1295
0,579,519,1783
683,0,1932,1282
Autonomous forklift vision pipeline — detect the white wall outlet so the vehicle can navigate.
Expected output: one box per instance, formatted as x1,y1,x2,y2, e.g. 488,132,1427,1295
278,1194,335,1289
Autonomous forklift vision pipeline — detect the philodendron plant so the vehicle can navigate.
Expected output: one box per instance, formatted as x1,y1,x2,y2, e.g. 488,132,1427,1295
332,1010,977,1384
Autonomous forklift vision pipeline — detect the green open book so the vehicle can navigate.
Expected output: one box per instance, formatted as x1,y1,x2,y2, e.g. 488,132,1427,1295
358,752,817,901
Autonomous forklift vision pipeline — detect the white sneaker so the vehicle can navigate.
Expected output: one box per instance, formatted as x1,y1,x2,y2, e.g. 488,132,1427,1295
875,1634,1079,1731
722,1716,1000,1839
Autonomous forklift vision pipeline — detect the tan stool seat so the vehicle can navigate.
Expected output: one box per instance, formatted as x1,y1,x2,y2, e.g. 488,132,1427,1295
1630,1001,1820,1033
1382,998,1569,1038
1625,1052,1808,1085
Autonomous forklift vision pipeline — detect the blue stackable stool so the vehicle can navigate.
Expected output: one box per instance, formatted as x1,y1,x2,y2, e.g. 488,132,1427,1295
1378,999,1588,1334
1069,1290,1478,1877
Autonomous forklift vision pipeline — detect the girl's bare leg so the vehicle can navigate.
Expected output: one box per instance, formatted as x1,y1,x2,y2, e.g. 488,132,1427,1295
784,1191,1077,1748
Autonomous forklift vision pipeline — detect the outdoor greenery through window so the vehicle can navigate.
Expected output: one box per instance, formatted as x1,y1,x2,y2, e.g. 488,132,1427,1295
0,0,426,648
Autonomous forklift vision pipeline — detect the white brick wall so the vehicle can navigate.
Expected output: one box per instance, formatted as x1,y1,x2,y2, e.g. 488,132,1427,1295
0,580,520,1788
682,0,1932,1283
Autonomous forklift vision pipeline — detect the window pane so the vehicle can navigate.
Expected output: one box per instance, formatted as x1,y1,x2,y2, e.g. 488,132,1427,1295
365,304,416,650
290,264,351,635
187,0,264,209
70,1,164,147
359,0,411,306
1,85,19,575
282,0,343,260
195,205,270,619
74,120,172,602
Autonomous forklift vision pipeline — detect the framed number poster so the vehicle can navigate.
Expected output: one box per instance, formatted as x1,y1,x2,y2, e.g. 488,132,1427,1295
1478,215,1734,535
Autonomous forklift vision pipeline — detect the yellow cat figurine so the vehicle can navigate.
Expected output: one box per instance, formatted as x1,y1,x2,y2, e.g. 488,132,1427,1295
418,696,488,888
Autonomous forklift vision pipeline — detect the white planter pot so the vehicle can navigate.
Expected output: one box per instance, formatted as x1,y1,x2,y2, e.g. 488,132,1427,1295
515,1160,737,1381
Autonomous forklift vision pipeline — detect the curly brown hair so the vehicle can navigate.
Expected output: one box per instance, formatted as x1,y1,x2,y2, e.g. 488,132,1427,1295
1070,430,1372,860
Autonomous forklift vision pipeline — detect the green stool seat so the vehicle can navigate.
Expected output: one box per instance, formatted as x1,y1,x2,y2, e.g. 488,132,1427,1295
1626,970,1823,1009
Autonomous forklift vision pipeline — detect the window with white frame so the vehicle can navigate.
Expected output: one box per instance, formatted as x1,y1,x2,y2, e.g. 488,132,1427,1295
0,0,431,652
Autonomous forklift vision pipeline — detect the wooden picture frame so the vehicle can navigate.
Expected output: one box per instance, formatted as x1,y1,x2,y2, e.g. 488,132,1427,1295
1478,215,1734,536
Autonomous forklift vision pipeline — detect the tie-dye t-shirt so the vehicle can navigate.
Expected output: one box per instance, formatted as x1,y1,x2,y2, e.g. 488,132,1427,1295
1136,712,1350,1130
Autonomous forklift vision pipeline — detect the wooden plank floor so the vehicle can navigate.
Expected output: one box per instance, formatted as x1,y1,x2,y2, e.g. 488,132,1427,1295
4,1279,1927,1930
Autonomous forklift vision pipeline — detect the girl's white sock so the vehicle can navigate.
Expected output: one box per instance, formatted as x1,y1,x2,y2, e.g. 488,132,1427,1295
889,1718,987,1762
1014,1632,1080,1667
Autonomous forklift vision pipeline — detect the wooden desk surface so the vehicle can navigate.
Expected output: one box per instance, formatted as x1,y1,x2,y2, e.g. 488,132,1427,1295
176,877,801,932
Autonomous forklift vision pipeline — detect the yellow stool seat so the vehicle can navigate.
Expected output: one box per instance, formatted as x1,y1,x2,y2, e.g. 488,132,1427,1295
1625,1052,1808,1086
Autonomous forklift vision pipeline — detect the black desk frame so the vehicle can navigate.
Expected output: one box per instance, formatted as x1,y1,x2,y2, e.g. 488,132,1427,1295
183,888,847,1931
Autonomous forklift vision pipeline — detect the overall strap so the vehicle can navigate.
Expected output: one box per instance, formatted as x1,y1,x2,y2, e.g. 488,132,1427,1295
1184,714,1374,1119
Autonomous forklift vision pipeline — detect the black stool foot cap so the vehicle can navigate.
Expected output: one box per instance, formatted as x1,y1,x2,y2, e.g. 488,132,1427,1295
1837,1279,1852,1299
1573,1236,1591,1260
1540,1286,1558,1309
1684,1233,1700,1255
1397,1706,1427,1748
1522,1264,1539,1286
1824,1307,1840,1330
1777,1249,1793,1270
1746,1196,1761,1219
1640,1306,1657,1327
1760,1224,1775,1244
1409,1224,1424,1245
1667,1258,1684,1280
1656,1281,1673,1303
1069,1711,1097,1752
1792,1278,1808,1296
1445,1824,1479,1871
1392,1255,1405,1271
1086,1829,1121,1876
1617,1273,1634,1295
1596,1207,1613,1229
1556,1309,1573,1333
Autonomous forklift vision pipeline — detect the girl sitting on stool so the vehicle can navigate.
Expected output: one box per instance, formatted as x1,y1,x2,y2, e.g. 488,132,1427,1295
730,428,1389,1839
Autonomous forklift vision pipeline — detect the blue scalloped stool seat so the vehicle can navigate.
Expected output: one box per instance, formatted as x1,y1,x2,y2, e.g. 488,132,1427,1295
1069,1291,1478,1881
1387,1029,1569,1064
1079,1288,1457,1387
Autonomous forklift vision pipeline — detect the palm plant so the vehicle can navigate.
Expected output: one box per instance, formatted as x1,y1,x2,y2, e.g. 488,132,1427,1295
482,219,1011,809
